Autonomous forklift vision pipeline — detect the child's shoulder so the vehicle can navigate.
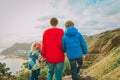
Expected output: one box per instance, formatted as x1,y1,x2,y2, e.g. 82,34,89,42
33,50,41,55
35,50,41,53
28,51,32,57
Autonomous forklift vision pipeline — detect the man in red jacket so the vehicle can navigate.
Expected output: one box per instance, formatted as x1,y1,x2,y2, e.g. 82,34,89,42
42,17,65,80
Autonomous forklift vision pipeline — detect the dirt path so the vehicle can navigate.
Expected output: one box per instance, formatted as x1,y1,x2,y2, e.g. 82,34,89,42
63,74,97,80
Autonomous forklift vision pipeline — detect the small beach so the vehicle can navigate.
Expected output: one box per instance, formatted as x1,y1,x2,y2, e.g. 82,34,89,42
0,55,27,75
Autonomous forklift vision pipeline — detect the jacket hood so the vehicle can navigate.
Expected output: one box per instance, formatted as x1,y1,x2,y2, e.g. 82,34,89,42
65,26,78,36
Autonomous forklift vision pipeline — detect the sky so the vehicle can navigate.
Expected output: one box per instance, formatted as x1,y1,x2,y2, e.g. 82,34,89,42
0,0,120,49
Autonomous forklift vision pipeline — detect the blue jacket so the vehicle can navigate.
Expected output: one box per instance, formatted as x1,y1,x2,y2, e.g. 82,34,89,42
62,26,88,59
28,50,41,70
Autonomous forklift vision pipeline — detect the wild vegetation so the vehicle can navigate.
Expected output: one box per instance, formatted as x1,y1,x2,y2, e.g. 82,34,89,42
0,63,15,80
15,60,71,80
86,47,120,80
82,28,120,80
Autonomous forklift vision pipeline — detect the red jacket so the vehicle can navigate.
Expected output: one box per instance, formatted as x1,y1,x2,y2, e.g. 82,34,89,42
42,27,65,63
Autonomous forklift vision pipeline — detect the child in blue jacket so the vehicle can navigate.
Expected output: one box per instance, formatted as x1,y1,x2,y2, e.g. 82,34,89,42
28,42,42,80
62,20,88,80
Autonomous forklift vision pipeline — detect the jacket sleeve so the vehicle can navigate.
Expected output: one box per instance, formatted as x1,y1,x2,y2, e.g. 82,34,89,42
28,63,32,70
79,33,88,54
59,29,64,49
41,32,46,58
62,35,66,52
28,52,32,58
28,52,32,70
36,50,41,59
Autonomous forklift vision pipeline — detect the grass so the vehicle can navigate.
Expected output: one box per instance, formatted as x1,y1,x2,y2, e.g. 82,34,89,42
85,47,120,80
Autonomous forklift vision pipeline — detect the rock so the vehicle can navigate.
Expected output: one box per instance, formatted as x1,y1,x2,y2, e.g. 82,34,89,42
80,75,97,80
62,75,97,80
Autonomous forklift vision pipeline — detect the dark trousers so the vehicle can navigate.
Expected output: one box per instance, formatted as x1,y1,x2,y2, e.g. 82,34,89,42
69,57,83,80
30,68,40,80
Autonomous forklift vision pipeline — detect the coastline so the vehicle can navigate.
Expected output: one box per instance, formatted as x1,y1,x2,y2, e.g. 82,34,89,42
0,55,28,62
7,57,27,63
0,55,28,75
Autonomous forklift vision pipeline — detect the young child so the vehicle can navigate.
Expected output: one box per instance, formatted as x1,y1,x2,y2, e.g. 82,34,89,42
62,21,88,80
28,42,42,80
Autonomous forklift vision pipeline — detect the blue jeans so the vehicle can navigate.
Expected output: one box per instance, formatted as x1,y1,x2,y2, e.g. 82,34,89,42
47,62,64,80
30,68,40,80
69,57,83,80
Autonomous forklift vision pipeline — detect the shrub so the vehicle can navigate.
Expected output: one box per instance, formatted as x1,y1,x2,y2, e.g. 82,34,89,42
15,69,30,80
40,67,48,78
63,60,71,76
0,62,15,80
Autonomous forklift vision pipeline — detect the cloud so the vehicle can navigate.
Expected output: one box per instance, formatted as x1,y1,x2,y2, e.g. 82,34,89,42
66,0,120,35
0,0,120,49
37,16,51,21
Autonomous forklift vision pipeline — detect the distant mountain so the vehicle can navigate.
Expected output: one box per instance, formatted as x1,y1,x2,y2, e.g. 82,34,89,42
1,43,31,59
0,48,4,53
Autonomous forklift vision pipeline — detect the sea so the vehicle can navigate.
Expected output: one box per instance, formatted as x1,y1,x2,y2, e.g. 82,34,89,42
0,55,26,75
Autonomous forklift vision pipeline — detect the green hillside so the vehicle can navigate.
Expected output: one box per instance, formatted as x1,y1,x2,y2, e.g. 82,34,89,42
83,28,120,68
82,28,120,80
85,47,120,80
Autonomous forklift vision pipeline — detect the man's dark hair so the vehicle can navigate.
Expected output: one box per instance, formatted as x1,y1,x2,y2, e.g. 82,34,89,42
50,17,58,26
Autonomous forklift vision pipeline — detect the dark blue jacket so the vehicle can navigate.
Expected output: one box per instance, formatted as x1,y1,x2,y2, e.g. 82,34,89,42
62,26,88,59
28,50,41,70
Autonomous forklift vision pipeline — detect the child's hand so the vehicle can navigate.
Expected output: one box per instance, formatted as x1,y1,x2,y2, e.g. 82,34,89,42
83,55,87,60
40,62,45,68
39,56,44,62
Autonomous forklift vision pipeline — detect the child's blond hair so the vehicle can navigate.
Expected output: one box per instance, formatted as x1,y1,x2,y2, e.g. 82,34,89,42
31,42,37,51
31,42,41,51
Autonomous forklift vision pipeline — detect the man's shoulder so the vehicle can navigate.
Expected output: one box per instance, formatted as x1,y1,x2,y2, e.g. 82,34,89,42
44,28,50,32
56,28,64,32
45,28,63,32
43,28,51,35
